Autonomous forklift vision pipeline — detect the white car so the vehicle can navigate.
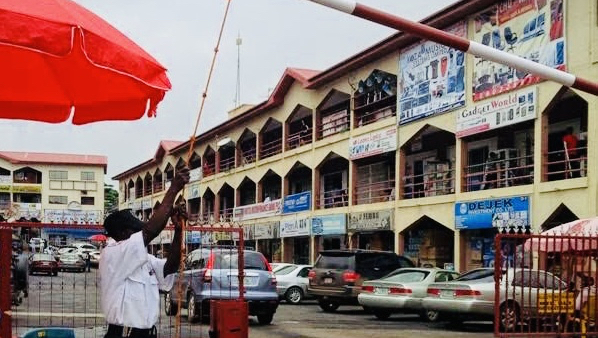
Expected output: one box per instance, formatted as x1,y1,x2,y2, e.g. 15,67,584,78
275,264,312,304
89,251,101,266
71,242,97,259
271,263,294,273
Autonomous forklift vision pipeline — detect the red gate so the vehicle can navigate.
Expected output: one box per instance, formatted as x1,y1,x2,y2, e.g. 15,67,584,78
494,233,597,337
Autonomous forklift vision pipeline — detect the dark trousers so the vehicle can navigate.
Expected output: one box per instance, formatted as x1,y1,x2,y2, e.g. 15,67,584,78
104,325,157,338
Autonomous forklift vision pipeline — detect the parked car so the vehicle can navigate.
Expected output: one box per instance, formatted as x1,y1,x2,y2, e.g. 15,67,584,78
358,268,460,321
58,253,86,272
275,264,312,304
271,263,294,273
29,253,59,276
89,251,101,267
164,247,279,325
71,242,97,259
308,250,415,312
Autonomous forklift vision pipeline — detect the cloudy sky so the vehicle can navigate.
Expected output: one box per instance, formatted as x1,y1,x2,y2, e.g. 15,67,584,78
2,0,457,185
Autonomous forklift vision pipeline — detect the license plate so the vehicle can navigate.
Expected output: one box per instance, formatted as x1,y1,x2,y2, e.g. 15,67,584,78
375,287,388,295
231,276,258,287
441,290,454,298
324,278,333,284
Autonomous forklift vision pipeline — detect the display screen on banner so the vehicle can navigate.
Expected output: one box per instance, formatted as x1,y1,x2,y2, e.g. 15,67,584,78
253,222,280,240
455,196,530,230
348,210,393,232
312,214,346,236
233,199,282,221
398,22,467,125
280,217,311,238
456,87,537,138
349,127,397,160
472,0,565,101
283,192,311,214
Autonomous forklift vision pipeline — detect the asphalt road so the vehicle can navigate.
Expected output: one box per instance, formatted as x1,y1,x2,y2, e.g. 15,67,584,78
9,269,495,338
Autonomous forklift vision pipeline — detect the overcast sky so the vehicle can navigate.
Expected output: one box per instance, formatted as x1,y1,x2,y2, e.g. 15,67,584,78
1,0,457,185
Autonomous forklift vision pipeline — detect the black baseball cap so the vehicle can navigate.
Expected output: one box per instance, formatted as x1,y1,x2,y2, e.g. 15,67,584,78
103,209,144,238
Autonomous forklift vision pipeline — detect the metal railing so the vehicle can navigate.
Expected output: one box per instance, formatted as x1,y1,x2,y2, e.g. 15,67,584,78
134,188,143,199
464,154,534,192
316,188,348,209
143,186,152,196
153,181,163,193
218,208,234,223
403,167,455,199
544,146,587,181
355,105,396,128
259,138,282,159
240,148,256,166
219,156,235,172
354,179,395,205
287,129,313,150
318,112,349,139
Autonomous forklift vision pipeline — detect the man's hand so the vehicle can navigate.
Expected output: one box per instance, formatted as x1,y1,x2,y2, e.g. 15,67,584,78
172,166,190,191
170,202,188,229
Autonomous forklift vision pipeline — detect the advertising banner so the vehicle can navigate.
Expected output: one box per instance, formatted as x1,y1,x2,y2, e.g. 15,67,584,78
348,209,393,232
283,192,311,214
312,214,346,236
233,199,282,221
472,0,565,101
349,127,397,160
12,184,41,193
142,198,152,210
398,21,467,125
456,87,537,138
187,183,200,199
253,221,280,240
455,196,530,230
132,201,141,211
189,168,202,182
280,216,311,238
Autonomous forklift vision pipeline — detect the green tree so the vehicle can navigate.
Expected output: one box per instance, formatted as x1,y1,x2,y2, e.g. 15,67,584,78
104,183,119,214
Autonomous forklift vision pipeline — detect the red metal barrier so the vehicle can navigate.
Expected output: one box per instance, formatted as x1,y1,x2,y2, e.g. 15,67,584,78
494,233,597,337
1,226,12,338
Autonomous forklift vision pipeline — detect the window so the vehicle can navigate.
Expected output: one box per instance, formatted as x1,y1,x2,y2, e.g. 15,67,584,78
49,196,68,204
81,197,95,205
81,171,95,181
275,265,298,276
49,170,68,180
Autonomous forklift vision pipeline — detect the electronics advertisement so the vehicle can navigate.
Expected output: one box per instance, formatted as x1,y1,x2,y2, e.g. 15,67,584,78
455,196,530,230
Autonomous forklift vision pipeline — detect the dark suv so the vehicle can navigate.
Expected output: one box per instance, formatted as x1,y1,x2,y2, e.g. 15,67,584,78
164,247,279,325
308,250,414,312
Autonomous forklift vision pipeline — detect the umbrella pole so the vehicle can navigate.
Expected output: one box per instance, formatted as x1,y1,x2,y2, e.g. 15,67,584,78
303,0,598,97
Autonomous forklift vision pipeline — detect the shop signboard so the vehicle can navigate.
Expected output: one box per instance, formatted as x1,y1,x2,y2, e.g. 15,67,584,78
283,191,311,214
12,184,41,193
456,87,537,138
189,168,202,182
349,127,397,160
472,0,565,101
0,175,11,184
44,209,102,224
150,230,173,245
232,224,255,241
42,228,104,240
0,185,10,192
398,21,467,125
253,221,280,240
187,183,200,199
455,196,530,230
141,198,152,210
348,209,393,232
233,199,282,221
312,214,346,236
186,231,202,244
280,216,311,238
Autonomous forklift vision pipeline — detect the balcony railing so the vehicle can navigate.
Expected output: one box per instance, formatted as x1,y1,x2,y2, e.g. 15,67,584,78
354,179,395,205
316,188,348,209
219,208,234,222
143,186,152,196
545,146,587,181
135,189,143,199
287,129,313,150
219,156,235,172
464,153,534,192
260,138,282,159
403,167,455,199
240,148,256,166
0,201,10,210
203,163,215,177
201,212,215,224
318,113,349,139
153,181,163,193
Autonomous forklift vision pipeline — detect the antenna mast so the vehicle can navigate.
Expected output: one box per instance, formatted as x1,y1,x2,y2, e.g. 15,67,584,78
234,32,242,108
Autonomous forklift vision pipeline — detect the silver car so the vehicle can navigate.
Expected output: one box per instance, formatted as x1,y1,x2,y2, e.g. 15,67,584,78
275,264,312,304
358,268,460,321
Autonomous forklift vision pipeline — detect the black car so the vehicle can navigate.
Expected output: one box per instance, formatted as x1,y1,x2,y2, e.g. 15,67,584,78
308,250,414,312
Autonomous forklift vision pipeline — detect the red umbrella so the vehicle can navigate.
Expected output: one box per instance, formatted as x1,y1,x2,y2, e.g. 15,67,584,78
89,234,107,242
0,0,172,125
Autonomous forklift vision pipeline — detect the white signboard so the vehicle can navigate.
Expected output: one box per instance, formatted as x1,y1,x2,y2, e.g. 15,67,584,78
456,87,537,138
0,175,11,184
233,199,282,222
189,168,202,182
349,127,397,160
280,216,311,238
142,199,152,210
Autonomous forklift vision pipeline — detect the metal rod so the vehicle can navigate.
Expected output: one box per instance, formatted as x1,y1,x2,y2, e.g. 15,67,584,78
304,0,598,97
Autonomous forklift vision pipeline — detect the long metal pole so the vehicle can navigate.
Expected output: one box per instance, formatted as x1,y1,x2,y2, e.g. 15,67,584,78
304,0,598,97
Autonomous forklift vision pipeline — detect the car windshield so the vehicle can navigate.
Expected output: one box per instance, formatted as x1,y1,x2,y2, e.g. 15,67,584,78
275,265,297,275
316,254,353,270
383,270,429,283
32,254,53,261
214,251,268,271
456,269,496,281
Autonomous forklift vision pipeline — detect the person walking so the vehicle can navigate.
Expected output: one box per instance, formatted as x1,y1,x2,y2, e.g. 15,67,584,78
100,167,189,338
85,252,91,272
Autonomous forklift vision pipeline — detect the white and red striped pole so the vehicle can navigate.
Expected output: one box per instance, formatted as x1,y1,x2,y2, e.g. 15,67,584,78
305,0,598,96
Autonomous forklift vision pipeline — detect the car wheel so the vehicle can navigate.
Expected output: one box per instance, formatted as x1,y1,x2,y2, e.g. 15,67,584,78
187,293,198,323
500,302,520,332
318,299,340,313
257,313,274,325
420,310,440,322
165,292,178,316
285,287,303,305
373,309,391,320
53,270,58,276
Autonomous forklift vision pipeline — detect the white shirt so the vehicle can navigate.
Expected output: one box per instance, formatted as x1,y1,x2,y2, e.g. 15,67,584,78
99,232,175,329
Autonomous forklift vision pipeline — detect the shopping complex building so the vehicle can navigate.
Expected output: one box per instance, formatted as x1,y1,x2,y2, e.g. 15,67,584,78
113,0,598,271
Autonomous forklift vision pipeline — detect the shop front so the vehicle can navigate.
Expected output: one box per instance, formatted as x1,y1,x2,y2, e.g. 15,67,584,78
455,195,530,271
401,216,454,269
348,209,394,251
312,214,347,260
280,215,311,264
254,221,281,263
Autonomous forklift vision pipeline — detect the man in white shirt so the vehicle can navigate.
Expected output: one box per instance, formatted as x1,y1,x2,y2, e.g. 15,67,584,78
100,167,189,338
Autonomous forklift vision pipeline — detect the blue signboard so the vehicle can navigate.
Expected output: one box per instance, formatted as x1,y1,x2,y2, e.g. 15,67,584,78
42,228,104,239
312,214,346,236
455,196,530,230
283,192,311,214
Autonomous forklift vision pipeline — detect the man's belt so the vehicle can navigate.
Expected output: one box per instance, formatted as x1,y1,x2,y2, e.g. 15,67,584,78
107,324,156,337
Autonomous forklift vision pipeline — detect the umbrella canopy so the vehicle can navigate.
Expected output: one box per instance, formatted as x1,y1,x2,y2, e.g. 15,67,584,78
526,218,598,252
89,234,107,242
0,0,171,124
